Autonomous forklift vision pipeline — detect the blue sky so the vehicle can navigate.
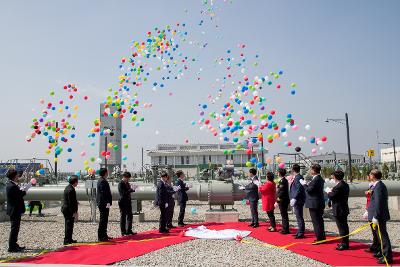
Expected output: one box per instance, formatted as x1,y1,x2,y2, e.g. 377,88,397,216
0,0,399,172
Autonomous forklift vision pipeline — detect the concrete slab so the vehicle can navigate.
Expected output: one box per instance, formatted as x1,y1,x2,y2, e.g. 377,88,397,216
133,213,145,223
205,210,239,223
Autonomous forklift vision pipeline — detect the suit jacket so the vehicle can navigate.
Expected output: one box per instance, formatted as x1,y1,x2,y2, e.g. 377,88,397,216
175,179,189,203
118,180,134,208
276,177,289,205
6,181,26,217
327,180,349,217
62,184,78,216
245,177,259,202
368,181,390,222
304,175,325,209
156,180,168,207
96,178,112,209
289,174,306,205
166,183,176,205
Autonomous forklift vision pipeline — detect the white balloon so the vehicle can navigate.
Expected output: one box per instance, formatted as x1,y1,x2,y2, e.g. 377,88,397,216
305,124,311,131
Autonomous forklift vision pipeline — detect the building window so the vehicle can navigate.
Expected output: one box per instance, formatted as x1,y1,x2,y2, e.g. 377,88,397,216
164,156,168,165
158,156,162,165
209,155,212,163
186,156,190,165
181,156,184,165
203,155,206,164
226,154,229,160
231,154,234,160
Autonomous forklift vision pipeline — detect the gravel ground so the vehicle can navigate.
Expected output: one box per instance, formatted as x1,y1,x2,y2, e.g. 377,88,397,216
0,197,399,266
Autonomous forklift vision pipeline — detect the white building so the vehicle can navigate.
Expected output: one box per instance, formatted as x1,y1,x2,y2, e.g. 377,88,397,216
147,143,266,177
309,152,365,165
381,147,400,164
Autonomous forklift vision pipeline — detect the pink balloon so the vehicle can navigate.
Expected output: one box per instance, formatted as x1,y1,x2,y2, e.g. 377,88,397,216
30,178,37,185
278,163,286,169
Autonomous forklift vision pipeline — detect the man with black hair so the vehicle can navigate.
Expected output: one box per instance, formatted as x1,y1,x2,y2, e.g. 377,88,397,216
62,175,79,245
175,170,189,227
301,163,326,242
97,168,112,241
276,168,290,234
289,164,306,239
6,169,30,252
118,172,136,236
157,172,170,233
245,168,259,228
367,169,393,264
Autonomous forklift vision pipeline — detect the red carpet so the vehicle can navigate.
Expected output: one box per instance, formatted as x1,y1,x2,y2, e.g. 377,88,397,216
14,222,400,266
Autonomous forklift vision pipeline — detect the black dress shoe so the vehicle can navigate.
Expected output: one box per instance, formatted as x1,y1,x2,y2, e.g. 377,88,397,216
178,223,186,227
16,245,25,250
374,252,383,258
378,257,392,265
159,229,170,233
248,223,254,227
126,231,137,235
252,224,259,228
294,235,305,239
98,237,109,242
279,230,289,235
167,225,176,229
8,247,24,253
364,248,376,253
336,244,349,251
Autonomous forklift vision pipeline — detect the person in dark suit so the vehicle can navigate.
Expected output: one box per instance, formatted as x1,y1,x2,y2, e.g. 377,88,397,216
118,172,136,236
327,170,350,250
175,170,189,226
6,170,30,252
62,175,79,245
166,175,176,229
245,168,259,228
367,169,393,265
301,164,326,242
289,164,306,238
97,168,112,241
276,168,290,234
157,172,170,233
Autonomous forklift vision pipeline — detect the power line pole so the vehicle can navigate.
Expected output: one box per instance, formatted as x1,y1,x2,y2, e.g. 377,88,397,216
345,113,353,182
393,139,397,173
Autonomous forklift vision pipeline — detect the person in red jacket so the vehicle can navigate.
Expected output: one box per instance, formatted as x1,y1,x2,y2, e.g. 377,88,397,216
259,171,277,232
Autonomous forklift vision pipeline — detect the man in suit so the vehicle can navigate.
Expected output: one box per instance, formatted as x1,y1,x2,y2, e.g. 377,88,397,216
118,172,136,236
157,172,170,233
289,164,306,238
367,169,393,265
166,175,176,229
6,169,30,252
301,164,326,242
245,168,260,228
97,168,112,241
175,170,189,227
62,175,79,245
276,168,290,234
327,170,350,250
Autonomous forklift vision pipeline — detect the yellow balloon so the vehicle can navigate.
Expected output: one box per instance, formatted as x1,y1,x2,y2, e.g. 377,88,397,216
108,142,113,148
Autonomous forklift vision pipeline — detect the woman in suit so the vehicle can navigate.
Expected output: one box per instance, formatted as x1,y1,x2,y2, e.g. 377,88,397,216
259,171,277,232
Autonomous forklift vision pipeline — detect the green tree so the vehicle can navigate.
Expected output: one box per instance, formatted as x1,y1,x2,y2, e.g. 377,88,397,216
382,163,389,179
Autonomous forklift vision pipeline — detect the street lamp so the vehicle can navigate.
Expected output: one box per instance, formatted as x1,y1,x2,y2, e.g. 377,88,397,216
325,113,353,182
379,139,397,173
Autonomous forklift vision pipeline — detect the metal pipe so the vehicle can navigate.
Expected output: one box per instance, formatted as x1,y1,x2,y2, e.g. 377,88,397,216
1,181,400,203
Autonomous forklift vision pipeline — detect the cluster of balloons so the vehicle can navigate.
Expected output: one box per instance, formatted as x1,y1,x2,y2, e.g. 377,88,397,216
194,46,328,168
27,84,88,164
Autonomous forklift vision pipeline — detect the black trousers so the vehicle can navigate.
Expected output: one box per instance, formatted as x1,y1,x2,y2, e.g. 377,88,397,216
309,208,326,241
178,201,187,225
159,204,168,231
167,200,175,227
64,214,75,243
29,201,42,215
279,202,289,232
120,205,133,234
267,210,276,228
9,214,21,249
293,204,305,235
371,221,393,261
249,200,259,225
334,215,349,246
98,207,110,239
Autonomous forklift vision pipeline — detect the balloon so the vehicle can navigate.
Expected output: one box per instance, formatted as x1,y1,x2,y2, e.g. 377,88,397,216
245,161,252,167
256,162,263,168
305,124,311,131
190,207,198,215
278,163,285,169
311,148,317,154
295,146,301,152
30,178,37,185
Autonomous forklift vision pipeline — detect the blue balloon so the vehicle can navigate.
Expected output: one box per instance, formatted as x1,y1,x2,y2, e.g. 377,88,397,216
256,162,263,168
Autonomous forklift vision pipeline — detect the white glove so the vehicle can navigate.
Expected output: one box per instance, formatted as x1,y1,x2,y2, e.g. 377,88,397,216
324,187,332,194
131,184,139,190
173,186,180,192
274,202,278,208
238,185,245,190
21,183,32,192
290,199,297,207
253,180,261,186
372,217,378,225
165,203,168,208
106,203,111,209
362,210,368,220
299,179,307,186
187,183,193,188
